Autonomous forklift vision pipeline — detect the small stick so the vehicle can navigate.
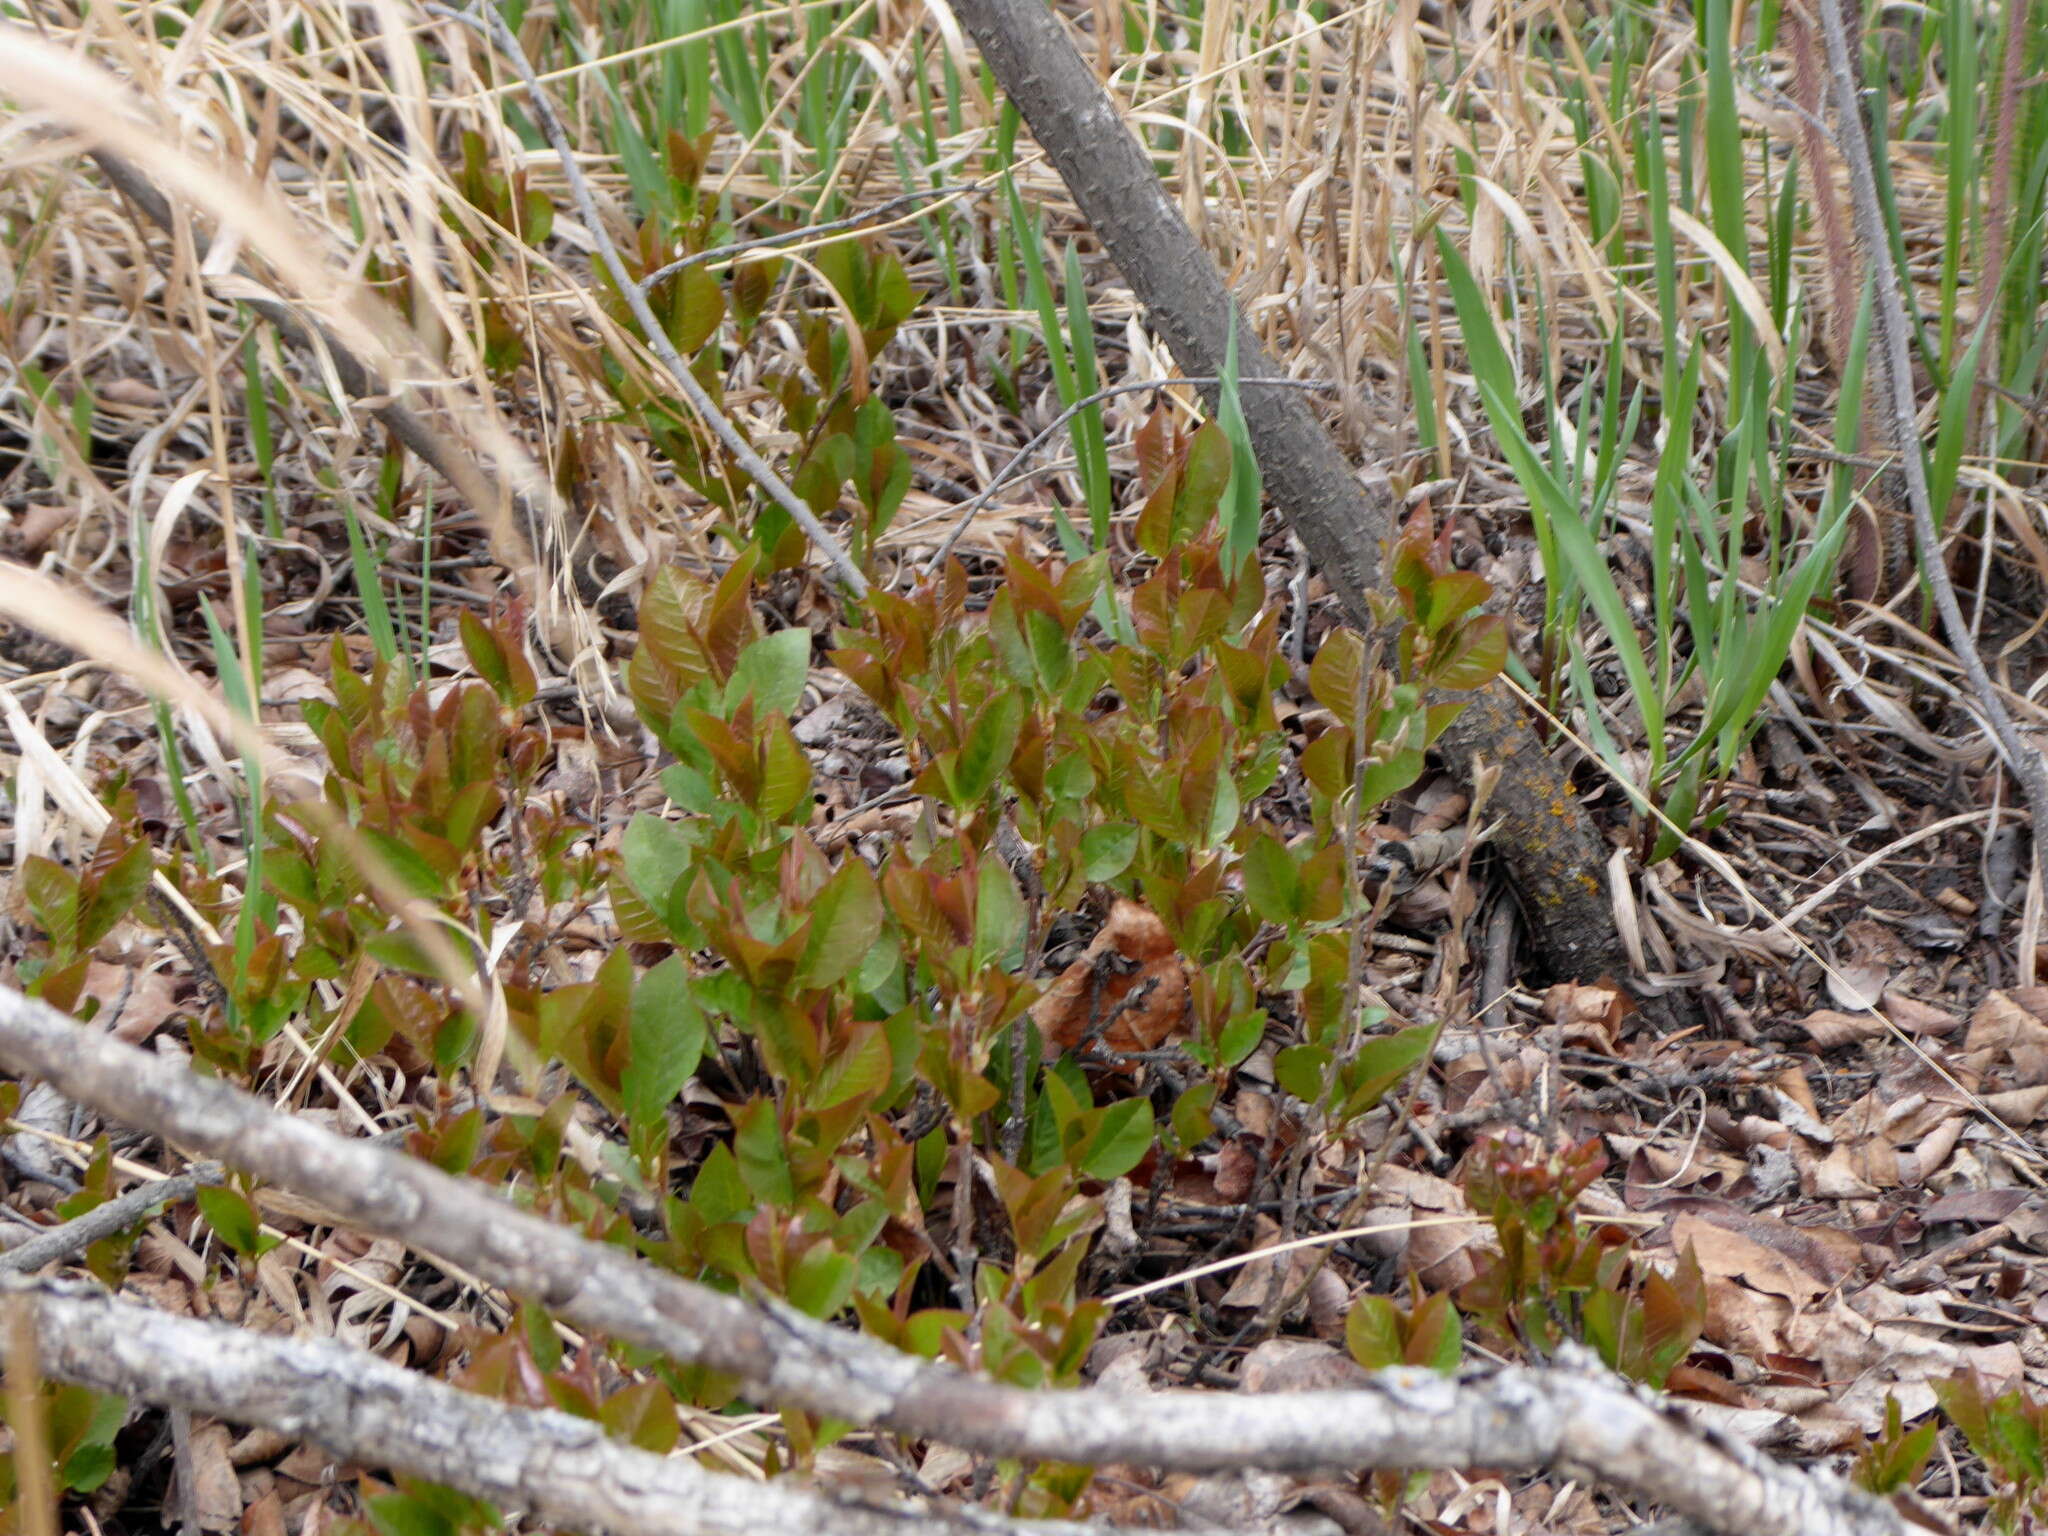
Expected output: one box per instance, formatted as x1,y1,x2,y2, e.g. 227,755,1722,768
0,1163,224,1275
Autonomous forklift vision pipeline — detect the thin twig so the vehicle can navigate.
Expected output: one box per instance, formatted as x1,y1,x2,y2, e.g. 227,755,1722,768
0,1163,223,1274
639,185,964,292
431,1,870,597
1814,0,2048,878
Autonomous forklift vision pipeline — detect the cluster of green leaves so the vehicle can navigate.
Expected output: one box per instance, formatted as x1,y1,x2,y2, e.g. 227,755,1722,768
1860,1375,2048,1532
1855,1393,1940,1503
612,539,1114,1399
16,815,153,1016
1346,1281,1463,1376
591,401,1511,1447
589,131,915,575
1454,1131,1704,1388
160,608,583,1083
1934,1374,2048,1532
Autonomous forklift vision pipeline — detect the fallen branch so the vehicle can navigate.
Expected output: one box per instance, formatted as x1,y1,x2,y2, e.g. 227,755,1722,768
0,981,1907,1536
3,1275,1163,1536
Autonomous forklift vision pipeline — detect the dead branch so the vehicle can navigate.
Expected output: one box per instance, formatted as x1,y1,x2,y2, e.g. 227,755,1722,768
0,1162,221,1274
0,980,1908,1536
1,1275,1164,1536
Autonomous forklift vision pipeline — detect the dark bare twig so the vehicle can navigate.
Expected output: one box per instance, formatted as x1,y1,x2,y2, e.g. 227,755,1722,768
0,1163,223,1274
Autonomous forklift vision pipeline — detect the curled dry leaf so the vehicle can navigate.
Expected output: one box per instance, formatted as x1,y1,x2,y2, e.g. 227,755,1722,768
1962,989,2048,1087
1031,898,1189,1058
1367,1164,1490,1291
185,1419,243,1532
1541,980,1630,1051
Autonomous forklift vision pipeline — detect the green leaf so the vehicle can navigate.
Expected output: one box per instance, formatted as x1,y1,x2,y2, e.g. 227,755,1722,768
1216,319,1264,570
787,1243,857,1318
1026,609,1075,693
726,627,812,717
731,1098,794,1206
1203,770,1240,848
798,858,883,991
621,814,694,918
1215,1010,1265,1069
1430,616,1508,693
659,264,727,354
1335,1020,1441,1121
953,689,1024,806
1927,321,1989,526
60,1441,116,1494
1357,747,1427,818
1240,832,1300,924
756,718,814,823
1170,1079,1217,1148
196,1186,264,1256
79,839,153,950
21,855,79,952
1177,421,1233,536
689,1141,751,1225
357,828,448,900
1274,1043,1332,1106
813,1025,891,1111
1406,1291,1463,1373
1346,1294,1404,1369
1077,1099,1153,1179
626,955,704,1134
367,1491,456,1536
1307,630,1366,727
1079,823,1138,881
972,857,1025,973
1045,750,1094,802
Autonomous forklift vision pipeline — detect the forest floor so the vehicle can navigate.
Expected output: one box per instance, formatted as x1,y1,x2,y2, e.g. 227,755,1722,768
2,0,2047,1532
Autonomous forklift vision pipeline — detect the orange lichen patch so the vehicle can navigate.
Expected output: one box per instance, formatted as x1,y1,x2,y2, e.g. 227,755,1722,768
1031,898,1190,1058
